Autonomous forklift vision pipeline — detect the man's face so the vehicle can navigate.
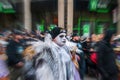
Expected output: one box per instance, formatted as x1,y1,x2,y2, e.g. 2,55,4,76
53,33,66,46
73,36,80,41
15,35,23,40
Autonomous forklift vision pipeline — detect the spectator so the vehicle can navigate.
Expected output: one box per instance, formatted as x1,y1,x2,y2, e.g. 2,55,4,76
68,33,85,80
96,30,118,80
0,34,9,80
6,30,24,80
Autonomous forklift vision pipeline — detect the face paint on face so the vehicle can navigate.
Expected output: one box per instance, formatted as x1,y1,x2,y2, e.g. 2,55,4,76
54,33,66,46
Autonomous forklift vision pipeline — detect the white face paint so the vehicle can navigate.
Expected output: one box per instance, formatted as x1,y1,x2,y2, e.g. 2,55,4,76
54,33,66,46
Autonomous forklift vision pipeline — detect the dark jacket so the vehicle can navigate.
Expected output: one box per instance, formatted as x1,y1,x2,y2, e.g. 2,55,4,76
96,30,118,78
6,40,24,66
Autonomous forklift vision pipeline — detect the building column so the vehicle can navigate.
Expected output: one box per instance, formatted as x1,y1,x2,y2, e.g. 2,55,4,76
67,0,73,35
58,0,64,28
23,0,31,32
117,0,120,34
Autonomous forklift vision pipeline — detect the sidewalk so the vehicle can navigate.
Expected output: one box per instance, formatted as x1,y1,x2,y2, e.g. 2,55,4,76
84,75,97,80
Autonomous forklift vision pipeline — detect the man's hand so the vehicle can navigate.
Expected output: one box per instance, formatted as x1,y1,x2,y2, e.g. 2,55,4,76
15,61,24,68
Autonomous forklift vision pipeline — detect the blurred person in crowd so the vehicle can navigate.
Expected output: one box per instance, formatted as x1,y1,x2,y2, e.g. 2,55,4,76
67,33,85,80
89,34,98,61
96,30,118,80
66,33,72,41
113,34,120,48
21,32,40,48
88,34,99,77
81,36,91,55
0,34,9,80
97,33,104,41
81,36,91,74
33,27,80,80
90,34,97,49
6,30,25,80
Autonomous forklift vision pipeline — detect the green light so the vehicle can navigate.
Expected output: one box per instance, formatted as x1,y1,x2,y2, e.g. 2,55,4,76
89,0,110,13
39,19,45,32
97,9,109,13
2,9,15,13
39,25,44,32
50,24,55,30
83,24,90,34
89,0,98,11
0,2,15,13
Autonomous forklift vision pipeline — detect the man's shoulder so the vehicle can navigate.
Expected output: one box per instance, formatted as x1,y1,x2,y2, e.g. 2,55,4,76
7,41,14,47
96,40,104,45
95,41,108,50
8,40,15,44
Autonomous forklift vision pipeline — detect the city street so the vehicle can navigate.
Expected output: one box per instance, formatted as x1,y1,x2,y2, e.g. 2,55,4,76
84,76,97,80
0,0,118,80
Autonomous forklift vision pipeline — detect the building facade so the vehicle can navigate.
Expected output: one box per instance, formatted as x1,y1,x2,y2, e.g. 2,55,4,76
0,0,118,35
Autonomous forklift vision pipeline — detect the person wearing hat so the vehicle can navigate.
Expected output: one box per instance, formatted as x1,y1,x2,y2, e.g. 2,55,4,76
34,27,80,80
68,33,85,80
50,27,81,80
6,30,24,80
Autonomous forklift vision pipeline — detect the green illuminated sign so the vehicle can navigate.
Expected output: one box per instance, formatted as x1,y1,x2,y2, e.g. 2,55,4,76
82,24,90,37
36,19,45,32
89,0,98,11
89,0,110,13
39,25,44,32
40,20,45,32
97,8,109,13
83,24,90,33
0,2,15,13
37,24,44,32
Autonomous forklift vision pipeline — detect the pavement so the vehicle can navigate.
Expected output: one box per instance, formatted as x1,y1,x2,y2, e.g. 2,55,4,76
84,75,97,80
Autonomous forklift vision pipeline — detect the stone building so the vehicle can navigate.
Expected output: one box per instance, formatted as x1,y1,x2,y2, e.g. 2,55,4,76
0,0,118,35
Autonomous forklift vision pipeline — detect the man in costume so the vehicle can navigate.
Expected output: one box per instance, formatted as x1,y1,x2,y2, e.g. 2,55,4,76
33,27,80,80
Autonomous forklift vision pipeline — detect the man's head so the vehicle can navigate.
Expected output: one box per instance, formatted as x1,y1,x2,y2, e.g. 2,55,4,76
13,30,24,41
103,29,115,42
50,27,66,46
91,34,97,42
71,33,80,41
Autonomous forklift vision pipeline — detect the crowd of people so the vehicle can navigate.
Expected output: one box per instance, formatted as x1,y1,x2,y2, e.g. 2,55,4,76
0,27,119,80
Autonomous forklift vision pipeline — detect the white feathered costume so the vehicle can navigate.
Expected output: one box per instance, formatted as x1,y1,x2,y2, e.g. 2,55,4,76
31,41,75,80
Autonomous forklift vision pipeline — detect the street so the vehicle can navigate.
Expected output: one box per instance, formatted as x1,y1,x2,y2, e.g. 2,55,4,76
84,75,97,80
